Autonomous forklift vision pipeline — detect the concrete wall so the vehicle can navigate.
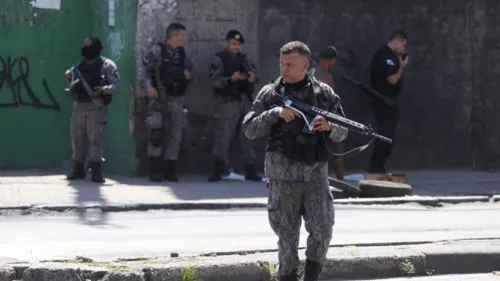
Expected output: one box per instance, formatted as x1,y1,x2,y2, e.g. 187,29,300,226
258,0,483,171
133,0,260,175
133,0,500,174
0,0,137,175
258,0,500,171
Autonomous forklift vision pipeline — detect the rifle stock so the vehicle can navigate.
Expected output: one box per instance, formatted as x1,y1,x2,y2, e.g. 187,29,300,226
283,97,392,144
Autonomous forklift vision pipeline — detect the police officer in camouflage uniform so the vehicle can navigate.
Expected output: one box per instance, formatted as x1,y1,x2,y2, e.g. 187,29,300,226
243,41,348,281
141,23,194,182
65,37,120,183
207,29,261,182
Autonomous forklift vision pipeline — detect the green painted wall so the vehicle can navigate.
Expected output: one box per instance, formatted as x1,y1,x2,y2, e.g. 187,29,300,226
0,0,92,168
0,0,137,175
90,0,137,175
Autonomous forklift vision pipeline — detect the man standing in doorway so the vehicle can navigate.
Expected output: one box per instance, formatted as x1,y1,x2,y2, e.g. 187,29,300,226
141,22,194,182
309,46,345,180
207,29,261,182
368,31,409,173
65,37,120,183
243,41,348,281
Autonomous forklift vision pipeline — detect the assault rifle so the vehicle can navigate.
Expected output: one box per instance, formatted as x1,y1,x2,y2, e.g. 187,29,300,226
65,66,98,105
283,97,393,144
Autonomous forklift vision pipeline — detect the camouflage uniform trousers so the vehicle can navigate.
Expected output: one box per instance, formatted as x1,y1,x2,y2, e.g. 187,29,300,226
267,176,335,276
212,96,256,164
146,94,185,161
71,102,108,162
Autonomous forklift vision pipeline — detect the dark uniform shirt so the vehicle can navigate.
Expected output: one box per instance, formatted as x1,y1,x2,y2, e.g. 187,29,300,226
141,42,194,93
370,45,402,101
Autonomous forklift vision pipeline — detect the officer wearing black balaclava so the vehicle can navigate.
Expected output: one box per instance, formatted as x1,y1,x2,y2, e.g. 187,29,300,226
65,36,120,183
81,37,104,60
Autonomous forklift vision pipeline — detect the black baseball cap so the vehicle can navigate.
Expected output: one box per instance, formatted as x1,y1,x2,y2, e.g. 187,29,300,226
319,46,338,59
226,29,245,43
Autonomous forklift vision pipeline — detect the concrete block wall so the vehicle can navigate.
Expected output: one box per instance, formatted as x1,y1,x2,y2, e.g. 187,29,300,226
133,0,500,175
133,0,260,175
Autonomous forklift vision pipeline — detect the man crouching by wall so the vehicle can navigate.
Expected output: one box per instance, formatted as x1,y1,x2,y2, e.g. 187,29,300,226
65,37,120,183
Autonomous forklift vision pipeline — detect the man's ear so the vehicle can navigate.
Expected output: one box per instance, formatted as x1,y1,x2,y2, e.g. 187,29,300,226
304,60,310,72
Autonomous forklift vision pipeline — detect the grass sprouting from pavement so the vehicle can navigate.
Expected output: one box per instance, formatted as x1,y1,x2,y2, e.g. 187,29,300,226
264,262,303,280
399,259,416,276
178,265,199,281
264,263,278,281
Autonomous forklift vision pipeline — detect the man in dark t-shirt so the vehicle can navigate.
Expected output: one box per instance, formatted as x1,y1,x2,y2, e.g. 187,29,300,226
309,46,346,180
368,30,409,173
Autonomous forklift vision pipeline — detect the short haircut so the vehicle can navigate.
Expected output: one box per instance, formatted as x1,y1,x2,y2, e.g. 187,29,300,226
390,30,409,42
166,22,186,39
280,41,311,60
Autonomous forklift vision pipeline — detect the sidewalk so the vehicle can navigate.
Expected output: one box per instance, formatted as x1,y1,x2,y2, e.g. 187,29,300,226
0,169,500,211
1,239,499,281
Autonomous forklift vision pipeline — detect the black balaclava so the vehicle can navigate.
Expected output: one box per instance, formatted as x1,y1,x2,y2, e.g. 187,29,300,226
81,37,103,61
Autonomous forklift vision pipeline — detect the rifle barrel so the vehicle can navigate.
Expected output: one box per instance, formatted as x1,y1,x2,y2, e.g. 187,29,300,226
283,97,393,144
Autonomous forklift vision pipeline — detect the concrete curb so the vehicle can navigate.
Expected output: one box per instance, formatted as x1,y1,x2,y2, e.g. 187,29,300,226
0,195,495,213
1,250,499,281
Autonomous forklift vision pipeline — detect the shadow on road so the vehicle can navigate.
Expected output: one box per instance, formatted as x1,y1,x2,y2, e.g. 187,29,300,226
66,179,111,226
106,173,268,201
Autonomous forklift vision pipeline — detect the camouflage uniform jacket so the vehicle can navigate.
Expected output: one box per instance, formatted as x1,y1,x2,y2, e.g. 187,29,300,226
242,79,348,181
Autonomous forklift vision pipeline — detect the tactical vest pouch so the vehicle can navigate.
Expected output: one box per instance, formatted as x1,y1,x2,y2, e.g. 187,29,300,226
102,95,112,106
214,51,254,100
156,43,188,97
303,136,318,165
266,76,335,164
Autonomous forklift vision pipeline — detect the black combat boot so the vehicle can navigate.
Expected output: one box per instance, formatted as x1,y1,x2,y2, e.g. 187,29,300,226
244,163,262,181
67,162,86,180
164,160,179,182
208,159,225,182
149,157,164,182
301,259,323,281
279,269,299,281
90,161,105,183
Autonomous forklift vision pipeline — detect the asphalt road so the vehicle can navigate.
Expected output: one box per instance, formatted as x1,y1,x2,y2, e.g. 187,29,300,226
1,203,499,263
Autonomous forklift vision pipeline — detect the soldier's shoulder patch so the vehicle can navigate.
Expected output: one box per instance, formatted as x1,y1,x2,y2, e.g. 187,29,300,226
386,59,395,66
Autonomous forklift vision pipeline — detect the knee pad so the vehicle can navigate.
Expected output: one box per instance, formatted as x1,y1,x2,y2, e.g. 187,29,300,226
150,129,163,147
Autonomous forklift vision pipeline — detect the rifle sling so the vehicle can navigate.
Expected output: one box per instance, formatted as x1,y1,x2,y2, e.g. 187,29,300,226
324,136,375,159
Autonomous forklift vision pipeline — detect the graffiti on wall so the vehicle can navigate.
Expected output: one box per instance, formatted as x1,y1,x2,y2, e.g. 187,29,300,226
107,31,124,61
0,55,60,110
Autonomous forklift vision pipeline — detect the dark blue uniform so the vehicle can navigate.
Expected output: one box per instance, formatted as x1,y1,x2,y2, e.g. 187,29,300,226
369,45,402,173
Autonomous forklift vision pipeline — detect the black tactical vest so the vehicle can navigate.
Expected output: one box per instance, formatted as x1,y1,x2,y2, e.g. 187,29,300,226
266,77,336,165
153,43,188,96
213,50,254,100
73,58,105,104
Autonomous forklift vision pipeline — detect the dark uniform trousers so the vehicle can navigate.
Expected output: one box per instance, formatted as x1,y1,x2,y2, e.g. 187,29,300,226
370,104,398,173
